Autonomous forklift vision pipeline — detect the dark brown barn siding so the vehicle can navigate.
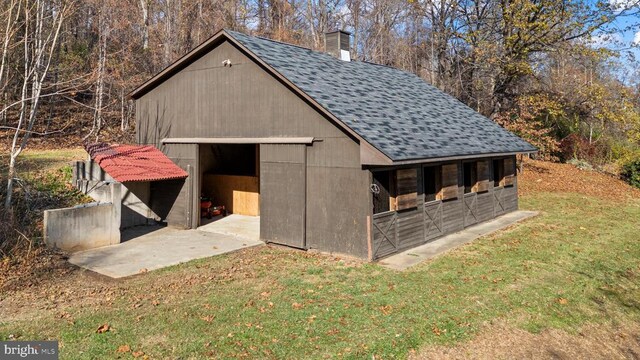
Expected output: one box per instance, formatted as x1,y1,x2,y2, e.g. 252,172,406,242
155,143,198,228
260,144,307,248
136,40,370,258
371,157,520,260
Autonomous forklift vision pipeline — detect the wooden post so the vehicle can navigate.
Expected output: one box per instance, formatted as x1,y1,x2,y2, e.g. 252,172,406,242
366,215,372,261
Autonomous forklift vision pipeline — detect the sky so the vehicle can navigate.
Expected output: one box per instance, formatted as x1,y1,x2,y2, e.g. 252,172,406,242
593,0,640,84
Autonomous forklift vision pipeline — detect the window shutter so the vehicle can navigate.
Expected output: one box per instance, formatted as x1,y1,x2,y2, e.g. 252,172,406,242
438,164,458,200
396,168,417,210
474,160,490,192
503,157,515,186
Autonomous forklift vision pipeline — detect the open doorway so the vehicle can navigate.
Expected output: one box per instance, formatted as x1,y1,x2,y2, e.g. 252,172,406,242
197,144,260,240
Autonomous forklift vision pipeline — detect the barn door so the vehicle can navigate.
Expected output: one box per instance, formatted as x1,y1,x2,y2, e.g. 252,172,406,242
259,144,306,248
464,193,478,227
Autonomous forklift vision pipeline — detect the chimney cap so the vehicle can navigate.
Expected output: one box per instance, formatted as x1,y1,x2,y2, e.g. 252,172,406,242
326,29,352,36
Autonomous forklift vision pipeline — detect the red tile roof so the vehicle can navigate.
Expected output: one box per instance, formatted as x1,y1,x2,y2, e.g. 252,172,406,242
86,143,189,182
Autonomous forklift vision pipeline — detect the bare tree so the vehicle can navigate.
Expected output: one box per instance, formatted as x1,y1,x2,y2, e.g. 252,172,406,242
4,0,69,209
84,5,108,141
0,0,21,126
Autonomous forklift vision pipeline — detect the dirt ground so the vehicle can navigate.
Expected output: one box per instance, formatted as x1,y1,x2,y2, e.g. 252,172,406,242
412,321,640,360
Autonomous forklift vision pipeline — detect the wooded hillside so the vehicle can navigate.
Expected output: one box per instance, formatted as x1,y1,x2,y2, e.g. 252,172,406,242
1,0,640,208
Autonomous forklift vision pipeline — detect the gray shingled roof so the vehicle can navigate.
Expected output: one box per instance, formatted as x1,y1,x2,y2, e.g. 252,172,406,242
229,30,536,161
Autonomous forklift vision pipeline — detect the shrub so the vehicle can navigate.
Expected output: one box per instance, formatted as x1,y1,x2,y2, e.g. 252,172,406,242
620,158,640,189
559,134,609,165
567,158,594,171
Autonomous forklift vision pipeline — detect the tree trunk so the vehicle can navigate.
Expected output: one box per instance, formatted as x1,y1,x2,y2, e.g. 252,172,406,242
139,0,149,50
93,13,107,141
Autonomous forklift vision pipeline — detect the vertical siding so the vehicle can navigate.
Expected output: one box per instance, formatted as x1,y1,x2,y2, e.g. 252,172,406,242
260,144,306,247
153,143,198,228
476,191,494,223
305,138,370,259
442,162,464,234
136,40,370,257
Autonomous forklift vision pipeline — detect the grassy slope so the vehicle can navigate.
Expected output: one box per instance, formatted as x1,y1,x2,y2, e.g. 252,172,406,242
0,155,639,359
0,148,87,206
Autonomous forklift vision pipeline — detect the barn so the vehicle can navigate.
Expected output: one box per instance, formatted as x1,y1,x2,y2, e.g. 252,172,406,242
127,29,536,261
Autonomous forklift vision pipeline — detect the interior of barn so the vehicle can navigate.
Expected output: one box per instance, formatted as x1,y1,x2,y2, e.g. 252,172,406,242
198,144,260,227
200,144,260,225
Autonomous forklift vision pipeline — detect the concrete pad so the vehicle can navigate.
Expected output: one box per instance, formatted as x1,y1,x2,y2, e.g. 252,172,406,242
198,214,260,241
69,226,263,278
379,210,539,271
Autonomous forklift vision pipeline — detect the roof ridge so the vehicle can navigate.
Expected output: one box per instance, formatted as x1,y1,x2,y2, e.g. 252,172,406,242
226,29,424,73
225,29,315,53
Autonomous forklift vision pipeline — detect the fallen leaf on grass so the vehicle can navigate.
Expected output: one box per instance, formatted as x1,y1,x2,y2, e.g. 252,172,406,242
379,305,393,315
58,312,71,319
292,302,303,310
132,350,145,357
201,315,215,323
558,298,568,305
116,344,130,353
96,324,110,334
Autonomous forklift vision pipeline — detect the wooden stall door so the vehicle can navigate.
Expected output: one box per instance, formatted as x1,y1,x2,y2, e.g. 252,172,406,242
259,144,306,248
424,201,443,241
493,186,505,216
372,211,398,260
463,193,478,227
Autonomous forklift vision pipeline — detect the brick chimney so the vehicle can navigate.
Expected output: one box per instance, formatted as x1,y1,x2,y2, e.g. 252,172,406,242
325,30,351,61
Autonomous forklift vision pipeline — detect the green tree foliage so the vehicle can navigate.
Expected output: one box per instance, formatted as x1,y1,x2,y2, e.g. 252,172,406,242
494,94,562,160
621,158,640,188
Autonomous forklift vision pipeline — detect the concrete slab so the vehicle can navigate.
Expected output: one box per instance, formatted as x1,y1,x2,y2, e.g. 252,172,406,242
198,214,260,241
379,210,539,271
68,226,263,278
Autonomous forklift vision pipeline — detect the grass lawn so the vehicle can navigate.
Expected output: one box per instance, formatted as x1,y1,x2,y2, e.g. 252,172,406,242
1,154,639,359
0,148,86,173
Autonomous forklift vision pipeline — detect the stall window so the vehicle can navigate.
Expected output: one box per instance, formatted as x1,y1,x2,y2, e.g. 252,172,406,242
439,163,458,200
396,168,418,210
503,157,515,187
372,170,393,214
372,169,418,213
475,160,490,192
493,159,504,187
464,162,477,194
424,165,441,202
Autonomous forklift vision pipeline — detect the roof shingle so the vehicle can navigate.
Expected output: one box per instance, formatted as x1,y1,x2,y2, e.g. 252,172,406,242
227,30,537,161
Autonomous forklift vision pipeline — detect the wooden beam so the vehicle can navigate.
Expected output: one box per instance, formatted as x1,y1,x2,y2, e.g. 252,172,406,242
162,137,315,145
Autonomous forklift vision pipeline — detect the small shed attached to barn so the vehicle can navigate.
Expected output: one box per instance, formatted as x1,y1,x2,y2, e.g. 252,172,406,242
127,29,536,260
